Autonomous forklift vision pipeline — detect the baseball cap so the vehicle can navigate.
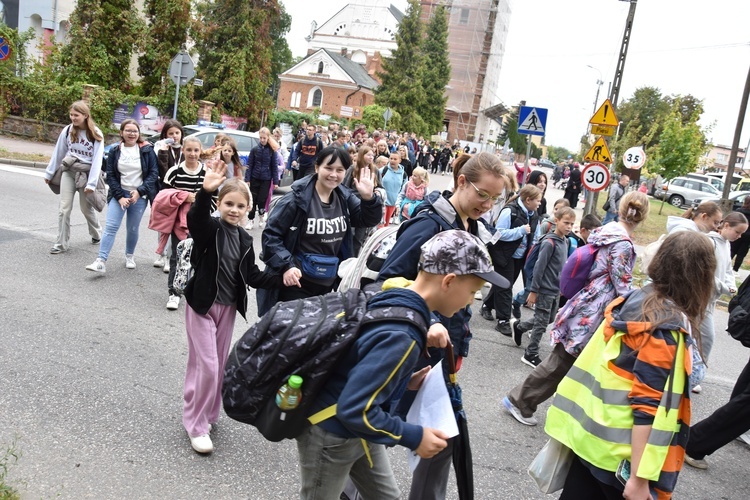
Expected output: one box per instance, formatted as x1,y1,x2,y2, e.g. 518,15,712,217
419,230,510,289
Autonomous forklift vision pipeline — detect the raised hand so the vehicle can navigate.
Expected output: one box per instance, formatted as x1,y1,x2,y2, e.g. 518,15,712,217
353,165,375,201
203,159,227,192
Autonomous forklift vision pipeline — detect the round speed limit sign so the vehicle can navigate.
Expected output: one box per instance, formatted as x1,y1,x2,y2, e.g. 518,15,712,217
623,146,646,169
581,162,610,192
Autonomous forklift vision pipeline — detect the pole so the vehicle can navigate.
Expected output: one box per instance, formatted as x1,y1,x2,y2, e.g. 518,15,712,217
172,54,185,120
720,63,750,212
522,138,531,187
588,0,638,215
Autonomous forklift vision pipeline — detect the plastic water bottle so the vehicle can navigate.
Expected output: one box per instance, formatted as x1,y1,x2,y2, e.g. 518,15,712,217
276,375,303,410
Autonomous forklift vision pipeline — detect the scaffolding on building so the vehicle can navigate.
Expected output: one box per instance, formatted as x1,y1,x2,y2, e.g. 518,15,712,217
421,0,504,142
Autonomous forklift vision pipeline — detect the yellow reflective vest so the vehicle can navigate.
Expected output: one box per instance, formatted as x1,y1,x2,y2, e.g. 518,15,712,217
545,295,690,495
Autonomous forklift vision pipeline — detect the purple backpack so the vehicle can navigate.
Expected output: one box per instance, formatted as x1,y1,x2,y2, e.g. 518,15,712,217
559,244,599,299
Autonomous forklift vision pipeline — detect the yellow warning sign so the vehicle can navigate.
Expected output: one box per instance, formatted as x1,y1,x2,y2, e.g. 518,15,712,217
589,99,619,126
591,125,615,136
584,137,612,163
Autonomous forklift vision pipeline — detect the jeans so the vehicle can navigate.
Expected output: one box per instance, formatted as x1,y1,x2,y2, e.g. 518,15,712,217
296,425,400,500
698,301,717,362
601,210,619,225
517,293,558,357
98,197,147,261
56,170,101,249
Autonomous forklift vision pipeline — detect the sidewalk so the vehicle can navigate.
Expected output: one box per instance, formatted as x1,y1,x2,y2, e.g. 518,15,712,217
0,134,56,169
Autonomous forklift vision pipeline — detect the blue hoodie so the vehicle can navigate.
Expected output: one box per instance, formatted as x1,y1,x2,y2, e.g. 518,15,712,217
378,190,476,357
311,288,431,450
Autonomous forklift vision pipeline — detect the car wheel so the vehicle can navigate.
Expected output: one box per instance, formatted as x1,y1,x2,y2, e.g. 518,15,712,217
669,195,684,208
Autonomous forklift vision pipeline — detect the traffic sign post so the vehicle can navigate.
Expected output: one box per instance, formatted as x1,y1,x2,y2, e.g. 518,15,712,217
623,146,646,169
584,137,613,164
0,36,11,61
581,162,611,192
169,51,196,119
517,106,548,185
589,98,619,127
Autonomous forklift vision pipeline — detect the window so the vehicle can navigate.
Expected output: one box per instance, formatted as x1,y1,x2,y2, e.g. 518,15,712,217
671,179,684,187
317,62,324,74
291,92,301,108
312,89,322,107
229,134,259,152
460,8,470,24
717,153,728,163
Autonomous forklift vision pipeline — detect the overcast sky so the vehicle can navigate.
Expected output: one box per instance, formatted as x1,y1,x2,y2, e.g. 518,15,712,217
281,0,750,152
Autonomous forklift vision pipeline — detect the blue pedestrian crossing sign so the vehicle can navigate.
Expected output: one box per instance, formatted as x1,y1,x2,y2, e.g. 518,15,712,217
517,106,547,136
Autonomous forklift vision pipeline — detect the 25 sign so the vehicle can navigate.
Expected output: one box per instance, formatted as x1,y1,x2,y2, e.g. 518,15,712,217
623,146,646,169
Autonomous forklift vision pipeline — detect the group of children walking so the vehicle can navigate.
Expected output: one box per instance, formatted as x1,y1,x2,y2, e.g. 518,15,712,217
42,102,750,498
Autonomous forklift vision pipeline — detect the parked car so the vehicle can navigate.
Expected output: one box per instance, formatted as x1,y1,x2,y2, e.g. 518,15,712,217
103,125,201,162
539,158,556,169
691,190,750,211
686,173,724,192
654,176,721,207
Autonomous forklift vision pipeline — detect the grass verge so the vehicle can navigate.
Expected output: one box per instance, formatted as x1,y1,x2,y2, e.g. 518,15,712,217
0,440,20,500
0,147,51,163
594,195,684,247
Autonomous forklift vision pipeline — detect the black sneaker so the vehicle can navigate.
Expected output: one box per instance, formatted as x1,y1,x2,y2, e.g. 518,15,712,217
92,237,101,244
512,301,521,320
480,307,494,321
495,321,512,336
521,353,542,368
510,319,525,347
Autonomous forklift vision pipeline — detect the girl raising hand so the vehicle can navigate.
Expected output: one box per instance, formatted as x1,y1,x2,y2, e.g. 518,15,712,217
180,159,286,455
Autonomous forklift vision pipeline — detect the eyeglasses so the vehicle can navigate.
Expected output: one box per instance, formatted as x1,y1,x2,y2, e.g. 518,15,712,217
468,180,503,203
123,130,139,135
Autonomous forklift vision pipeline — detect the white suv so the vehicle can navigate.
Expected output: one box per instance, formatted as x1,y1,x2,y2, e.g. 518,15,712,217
655,176,721,207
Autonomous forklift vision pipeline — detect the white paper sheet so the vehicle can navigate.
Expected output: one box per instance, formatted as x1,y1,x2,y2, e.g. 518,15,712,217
405,360,460,472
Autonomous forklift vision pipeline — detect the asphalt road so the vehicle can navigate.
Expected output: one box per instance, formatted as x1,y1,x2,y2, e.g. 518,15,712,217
1,163,748,499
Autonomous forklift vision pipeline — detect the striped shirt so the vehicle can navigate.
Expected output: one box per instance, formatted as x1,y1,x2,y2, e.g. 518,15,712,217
164,162,216,210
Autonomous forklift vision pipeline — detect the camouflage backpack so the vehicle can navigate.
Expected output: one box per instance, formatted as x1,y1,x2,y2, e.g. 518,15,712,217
222,288,428,442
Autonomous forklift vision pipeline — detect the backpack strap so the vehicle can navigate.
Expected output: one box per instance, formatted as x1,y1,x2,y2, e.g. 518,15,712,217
306,305,429,427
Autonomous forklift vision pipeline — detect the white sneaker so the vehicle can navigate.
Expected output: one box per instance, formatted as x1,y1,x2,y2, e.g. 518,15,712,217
502,396,537,426
163,261,170,274
245,219,254,231
85,258,106,274
153,255,165,268
737,431,750,445
259,213,267,228
189,434,213,454
125,255,136,269
166,294,180,310
692,384,702,394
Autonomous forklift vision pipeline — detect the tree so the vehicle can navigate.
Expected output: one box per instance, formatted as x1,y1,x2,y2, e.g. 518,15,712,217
60,0,145,89
138,0,191,96
648,101,709,213
193,0,281,128
375,0,428,135
547,145,574,163
361,104,401,132
269,5,293,102
420,5,450,136
497,106,527,160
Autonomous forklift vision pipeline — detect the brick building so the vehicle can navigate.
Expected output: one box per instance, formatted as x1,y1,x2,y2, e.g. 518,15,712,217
276,1,403,119
277,48,379,120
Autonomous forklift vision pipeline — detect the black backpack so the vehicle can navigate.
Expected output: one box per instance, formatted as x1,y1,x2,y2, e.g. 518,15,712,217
727,275,750,348
222,288,428,441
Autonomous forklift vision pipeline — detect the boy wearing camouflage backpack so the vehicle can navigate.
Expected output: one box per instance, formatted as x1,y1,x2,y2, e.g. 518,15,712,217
296,231,509,499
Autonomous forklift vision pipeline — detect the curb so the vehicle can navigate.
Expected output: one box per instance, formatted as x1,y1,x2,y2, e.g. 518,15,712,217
0,158,48,169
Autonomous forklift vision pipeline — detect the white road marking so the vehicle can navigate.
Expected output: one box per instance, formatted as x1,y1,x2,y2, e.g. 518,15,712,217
0,163,46,177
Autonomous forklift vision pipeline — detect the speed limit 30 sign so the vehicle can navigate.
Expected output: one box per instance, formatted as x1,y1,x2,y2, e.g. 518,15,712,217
581,162,610,192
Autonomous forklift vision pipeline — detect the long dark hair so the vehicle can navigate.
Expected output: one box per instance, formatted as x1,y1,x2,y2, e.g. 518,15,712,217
160,119,184,143
643,231,715,350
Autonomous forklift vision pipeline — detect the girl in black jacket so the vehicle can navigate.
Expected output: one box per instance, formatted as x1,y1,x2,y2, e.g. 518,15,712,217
182,162,285,455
